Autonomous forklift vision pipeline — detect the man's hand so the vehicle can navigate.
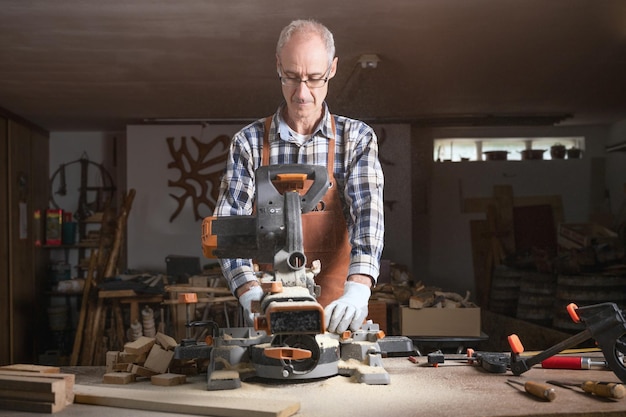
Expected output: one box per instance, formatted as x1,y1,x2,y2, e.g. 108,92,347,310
238,283,263,326
324,280,372,334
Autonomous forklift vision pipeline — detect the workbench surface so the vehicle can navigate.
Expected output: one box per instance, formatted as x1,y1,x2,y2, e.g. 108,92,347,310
2,358,625,417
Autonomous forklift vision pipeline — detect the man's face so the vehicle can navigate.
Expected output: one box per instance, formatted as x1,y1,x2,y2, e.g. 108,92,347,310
277,33,337,123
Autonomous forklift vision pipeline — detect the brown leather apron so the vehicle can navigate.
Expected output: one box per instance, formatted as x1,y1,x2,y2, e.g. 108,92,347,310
262,116,351,307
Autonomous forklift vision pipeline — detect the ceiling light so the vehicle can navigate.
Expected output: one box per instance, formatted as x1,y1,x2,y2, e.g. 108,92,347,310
357,54,381,69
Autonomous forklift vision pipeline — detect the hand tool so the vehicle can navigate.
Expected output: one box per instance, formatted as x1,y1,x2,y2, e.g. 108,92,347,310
547,380,626,399
507,379,556,401
508,302,626,383
541,356,608,370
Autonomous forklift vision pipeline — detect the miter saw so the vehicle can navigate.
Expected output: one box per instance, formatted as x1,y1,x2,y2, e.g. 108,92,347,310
201,164,414,390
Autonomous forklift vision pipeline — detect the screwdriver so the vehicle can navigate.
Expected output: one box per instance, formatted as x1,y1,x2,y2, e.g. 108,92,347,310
541,356,608,370
547,380,626,399
507,379,556,401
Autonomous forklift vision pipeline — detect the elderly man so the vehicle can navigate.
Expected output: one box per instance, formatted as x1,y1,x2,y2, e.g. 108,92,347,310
214,19,384,334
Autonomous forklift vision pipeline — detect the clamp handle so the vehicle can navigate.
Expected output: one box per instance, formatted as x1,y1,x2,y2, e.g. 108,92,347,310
509,302,626,383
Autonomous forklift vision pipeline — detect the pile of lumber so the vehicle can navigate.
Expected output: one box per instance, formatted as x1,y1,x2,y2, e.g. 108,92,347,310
0,364,74,413
371,279,476,309
104,333,186,386
407,286,476,309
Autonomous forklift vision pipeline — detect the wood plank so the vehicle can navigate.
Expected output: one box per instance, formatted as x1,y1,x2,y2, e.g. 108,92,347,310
0,374,68,412
162,296,236,305
0,397,63,413
0,374,65,393
73,384,300,417
0,371,74,403
0,387,63,403
165,286,232,295
0,117,9,366
103,189,135,279
98,289,139,298
0,364,60,373
71,250,98,366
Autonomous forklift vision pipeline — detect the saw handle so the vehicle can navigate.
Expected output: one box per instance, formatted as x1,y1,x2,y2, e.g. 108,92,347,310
256,164,330,213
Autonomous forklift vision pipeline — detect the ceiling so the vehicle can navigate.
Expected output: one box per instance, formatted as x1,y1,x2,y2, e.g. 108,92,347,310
1,0,626,132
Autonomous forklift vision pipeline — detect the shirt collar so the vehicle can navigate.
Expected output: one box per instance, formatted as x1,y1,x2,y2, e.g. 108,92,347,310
275,102,333,142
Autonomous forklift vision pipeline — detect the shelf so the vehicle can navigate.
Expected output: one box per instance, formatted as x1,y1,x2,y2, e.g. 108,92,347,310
42,243,100,249
606,141,626,152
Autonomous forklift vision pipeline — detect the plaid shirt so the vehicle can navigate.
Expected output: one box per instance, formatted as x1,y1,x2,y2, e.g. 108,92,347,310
215,103,385,294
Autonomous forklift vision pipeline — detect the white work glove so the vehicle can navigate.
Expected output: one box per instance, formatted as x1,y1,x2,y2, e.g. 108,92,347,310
324,281,371,334
239,285,263,327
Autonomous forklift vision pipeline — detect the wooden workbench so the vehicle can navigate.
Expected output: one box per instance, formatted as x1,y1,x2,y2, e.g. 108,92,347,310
1,357,625,417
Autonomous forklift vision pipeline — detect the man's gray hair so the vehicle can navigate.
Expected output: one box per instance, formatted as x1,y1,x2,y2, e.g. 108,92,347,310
276,19,335,65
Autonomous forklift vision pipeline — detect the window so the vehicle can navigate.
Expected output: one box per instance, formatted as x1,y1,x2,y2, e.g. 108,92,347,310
433,137,584,162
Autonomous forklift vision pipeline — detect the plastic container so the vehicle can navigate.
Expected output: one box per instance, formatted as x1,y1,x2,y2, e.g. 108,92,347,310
49,262,71,282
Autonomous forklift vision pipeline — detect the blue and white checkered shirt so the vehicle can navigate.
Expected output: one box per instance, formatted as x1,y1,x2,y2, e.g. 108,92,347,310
214,103,385,294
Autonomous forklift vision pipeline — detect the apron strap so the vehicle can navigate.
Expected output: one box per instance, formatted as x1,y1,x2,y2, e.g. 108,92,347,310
262,117,272,166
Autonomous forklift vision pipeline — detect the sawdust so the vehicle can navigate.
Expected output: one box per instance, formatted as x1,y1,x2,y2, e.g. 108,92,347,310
63,359,626,417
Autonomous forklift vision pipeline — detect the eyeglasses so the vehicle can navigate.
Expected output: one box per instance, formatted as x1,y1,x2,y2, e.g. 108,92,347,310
278,62,331,89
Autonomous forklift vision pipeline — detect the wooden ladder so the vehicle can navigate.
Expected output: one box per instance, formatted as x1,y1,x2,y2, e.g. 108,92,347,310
70,189,136,366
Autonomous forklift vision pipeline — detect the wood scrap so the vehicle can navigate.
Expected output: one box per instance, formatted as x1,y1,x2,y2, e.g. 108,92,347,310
151,373,186,386
73,384,301,417
155,332,178,351
144,345,175,374
105,332,180,383
102,372,135,385
123,336,155,355
130,365,159,378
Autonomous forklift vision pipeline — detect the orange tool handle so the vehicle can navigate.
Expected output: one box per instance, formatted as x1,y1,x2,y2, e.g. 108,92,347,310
263,347,312,361
508,334,525,354
567,303,580,323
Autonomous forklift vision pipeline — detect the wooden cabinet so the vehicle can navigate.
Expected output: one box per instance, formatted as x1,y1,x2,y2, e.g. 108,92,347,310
0,113,50,365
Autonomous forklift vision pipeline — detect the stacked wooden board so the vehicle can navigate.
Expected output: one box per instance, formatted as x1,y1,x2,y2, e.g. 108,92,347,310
0,364,74,413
